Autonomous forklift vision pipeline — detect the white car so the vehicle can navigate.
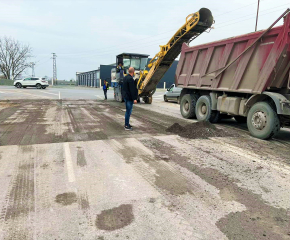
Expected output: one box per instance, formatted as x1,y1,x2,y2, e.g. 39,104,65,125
14,77,49,89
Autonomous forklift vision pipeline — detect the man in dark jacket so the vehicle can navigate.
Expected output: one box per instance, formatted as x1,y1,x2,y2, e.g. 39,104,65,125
103,80,108,100
122,67,138,130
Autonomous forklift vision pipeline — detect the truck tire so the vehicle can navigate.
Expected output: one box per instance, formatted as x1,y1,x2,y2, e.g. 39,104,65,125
36,83,41,89
247,102,280,140
234,116,247,123
16,83,22,88
180,94,198,119
195,95,220,123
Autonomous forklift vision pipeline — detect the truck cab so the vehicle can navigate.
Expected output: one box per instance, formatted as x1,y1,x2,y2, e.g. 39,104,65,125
114,53,149,102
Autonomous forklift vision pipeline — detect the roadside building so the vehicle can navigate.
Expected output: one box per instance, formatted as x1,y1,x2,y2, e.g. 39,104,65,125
76,64,115,88
76,59,178,89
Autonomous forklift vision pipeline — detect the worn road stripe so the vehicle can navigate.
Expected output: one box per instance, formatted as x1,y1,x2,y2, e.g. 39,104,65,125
64,142,76,182
59,91,61,99
95,95,103,99
39,91,59,96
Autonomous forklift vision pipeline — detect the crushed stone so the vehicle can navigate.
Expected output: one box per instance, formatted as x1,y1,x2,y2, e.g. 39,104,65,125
166,121,237,139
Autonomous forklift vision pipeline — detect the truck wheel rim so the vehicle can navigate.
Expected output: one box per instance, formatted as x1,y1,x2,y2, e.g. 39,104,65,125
252,111,267,130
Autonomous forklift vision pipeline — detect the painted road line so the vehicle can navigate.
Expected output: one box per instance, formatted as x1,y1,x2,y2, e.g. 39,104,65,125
39,91,59,96
0,91,6,94
17,91,49,99
59,91,61,99
95,95,103,99
63,142,76,183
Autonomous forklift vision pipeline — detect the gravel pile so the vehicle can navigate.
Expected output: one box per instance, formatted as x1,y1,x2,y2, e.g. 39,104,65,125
166,121,236,139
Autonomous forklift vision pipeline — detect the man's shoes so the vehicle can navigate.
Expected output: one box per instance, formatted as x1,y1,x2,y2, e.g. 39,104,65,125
129,124,133,128
124,126,132,131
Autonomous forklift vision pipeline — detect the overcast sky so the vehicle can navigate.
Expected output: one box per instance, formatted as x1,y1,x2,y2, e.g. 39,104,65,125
1,0,290,80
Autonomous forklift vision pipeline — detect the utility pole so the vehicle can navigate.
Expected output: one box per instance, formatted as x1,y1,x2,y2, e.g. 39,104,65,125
255,0,260,31
30,62,35,77
52,53,57,86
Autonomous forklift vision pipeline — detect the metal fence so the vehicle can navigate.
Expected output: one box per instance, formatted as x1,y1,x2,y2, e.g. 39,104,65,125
0,79,14,86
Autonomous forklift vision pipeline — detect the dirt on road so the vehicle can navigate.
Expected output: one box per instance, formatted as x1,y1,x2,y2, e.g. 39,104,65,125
166,121,238,139
0,99,289,240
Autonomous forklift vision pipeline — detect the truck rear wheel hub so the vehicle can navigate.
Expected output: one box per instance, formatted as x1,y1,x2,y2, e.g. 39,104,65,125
184,102,189,112
201,104,207,115
252,111,267,130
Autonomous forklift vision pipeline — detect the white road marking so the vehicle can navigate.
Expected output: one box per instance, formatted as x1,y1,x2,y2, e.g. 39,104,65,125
95,95,103,99
0,91,6,94
16,91,49,99
59,91,61,99
39,91,59,96
63,142,76,183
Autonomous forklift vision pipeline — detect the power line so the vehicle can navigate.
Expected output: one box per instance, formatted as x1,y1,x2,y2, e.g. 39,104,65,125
215,6,290,29
59,6,289,61
58,3,288,60
214,3,290,26
56,0,269,57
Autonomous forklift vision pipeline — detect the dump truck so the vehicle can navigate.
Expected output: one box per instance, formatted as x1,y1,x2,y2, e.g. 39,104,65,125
113,8,214,103
176,9,290,140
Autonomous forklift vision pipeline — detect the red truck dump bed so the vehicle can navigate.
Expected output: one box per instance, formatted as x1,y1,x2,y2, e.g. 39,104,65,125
176,12,290,94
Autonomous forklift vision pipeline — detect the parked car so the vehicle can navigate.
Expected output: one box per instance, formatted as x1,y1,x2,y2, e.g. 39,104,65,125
14,77,49,89
164,84,182,103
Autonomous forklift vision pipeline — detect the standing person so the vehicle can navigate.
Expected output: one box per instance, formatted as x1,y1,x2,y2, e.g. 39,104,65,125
122,67,138,130
117,62,124,73
103,80,108,100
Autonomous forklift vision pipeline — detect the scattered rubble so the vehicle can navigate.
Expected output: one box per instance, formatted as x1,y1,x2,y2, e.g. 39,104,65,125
166,121,237,139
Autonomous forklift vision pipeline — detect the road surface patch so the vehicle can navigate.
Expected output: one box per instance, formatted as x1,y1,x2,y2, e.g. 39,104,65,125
95,204,134,231
55,192,77,206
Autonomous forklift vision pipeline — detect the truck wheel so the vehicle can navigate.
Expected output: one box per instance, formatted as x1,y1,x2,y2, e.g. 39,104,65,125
36,84,41,89
16,83,22,88
164,96,168,102
247,102,280,140
180,94,198,119
195,95,220,123
234,116,247,123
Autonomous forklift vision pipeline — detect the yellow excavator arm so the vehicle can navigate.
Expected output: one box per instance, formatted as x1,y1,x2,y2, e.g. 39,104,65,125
137,8,214,104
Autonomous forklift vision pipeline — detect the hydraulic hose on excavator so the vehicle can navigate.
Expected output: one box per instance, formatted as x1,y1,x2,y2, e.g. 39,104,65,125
137,8,214,104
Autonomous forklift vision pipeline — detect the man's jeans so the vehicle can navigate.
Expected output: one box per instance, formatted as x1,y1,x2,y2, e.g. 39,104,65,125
124,99,133,127
103,90,107,99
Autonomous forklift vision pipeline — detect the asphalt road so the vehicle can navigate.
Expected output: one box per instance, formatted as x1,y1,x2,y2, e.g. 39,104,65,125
0,86,289,240
0,86,165,101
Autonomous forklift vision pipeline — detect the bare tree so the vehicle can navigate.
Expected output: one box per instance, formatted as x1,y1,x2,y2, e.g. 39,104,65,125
0,37,32,80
